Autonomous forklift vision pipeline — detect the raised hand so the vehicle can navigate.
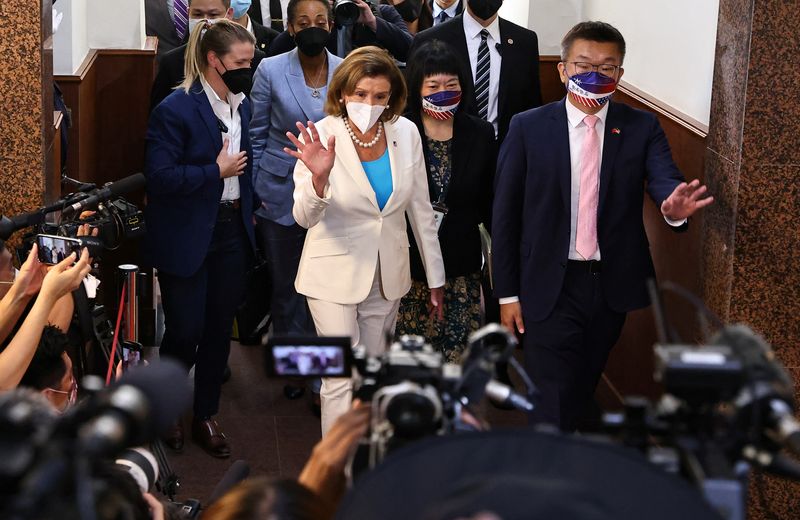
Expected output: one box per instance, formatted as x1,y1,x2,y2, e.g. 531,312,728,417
39,248,91,303
284,121,336,198
661,179,714,221
216,138,248,179
14,244,47,299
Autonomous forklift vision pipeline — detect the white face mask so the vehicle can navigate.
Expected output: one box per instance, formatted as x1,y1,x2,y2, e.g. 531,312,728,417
345,101,387,134
187,16,223,36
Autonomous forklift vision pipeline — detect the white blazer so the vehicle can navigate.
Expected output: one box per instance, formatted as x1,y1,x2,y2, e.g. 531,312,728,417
293,115,446,305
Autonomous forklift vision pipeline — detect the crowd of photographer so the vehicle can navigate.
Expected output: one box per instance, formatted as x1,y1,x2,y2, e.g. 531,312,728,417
0,0,727,518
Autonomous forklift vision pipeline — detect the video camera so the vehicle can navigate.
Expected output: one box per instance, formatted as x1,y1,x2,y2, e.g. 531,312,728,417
0,173,145,261
265,324,536,471
0,361,191,520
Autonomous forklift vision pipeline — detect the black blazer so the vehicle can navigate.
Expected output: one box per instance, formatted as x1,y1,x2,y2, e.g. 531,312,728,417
252,19,280,55
150,44,266,111
406,111,497,281
492,100,686,321
411,14,542,144
267,4,413,61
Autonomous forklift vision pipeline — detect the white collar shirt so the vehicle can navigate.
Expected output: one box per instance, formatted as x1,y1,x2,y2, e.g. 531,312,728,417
463,12,501,136
432,0,460,24
200,74,244,201
246,15,255,37
259,0,290,29
566,99,608,261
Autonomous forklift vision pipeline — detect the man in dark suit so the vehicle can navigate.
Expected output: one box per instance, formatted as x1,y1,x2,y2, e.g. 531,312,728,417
145,0,186,59
411,0,542,144
150,0,273,110
248,0,289,31
492,22,713,432
267,0,412,61
233,0,281,53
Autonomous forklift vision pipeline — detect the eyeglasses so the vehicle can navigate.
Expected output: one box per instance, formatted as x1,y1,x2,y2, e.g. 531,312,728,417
565,62,621,78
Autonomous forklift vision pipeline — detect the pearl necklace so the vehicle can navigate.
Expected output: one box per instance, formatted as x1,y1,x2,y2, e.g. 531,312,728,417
343,118,383,148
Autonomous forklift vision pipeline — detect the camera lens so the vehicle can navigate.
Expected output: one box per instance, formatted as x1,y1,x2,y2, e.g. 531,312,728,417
386,393,438,439
334,0,360,26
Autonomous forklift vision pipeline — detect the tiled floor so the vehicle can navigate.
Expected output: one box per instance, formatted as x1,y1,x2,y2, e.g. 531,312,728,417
160,341,528,505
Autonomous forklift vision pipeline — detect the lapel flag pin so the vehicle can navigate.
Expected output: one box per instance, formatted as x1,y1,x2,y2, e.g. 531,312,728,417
611,127,621,135
507,38,514,45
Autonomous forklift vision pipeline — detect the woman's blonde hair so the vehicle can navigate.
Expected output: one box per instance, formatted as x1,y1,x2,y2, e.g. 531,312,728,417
324,46,407,123
180,18,255,92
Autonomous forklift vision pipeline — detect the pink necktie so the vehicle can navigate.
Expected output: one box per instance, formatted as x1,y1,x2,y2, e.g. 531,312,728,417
576,114,600,260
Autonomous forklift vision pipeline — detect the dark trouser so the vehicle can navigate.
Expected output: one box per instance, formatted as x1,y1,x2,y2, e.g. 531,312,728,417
524,261,626,432
255,216,314,336
159,211,250,418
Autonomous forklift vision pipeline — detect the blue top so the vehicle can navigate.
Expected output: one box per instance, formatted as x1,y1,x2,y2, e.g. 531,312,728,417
362,148,393,210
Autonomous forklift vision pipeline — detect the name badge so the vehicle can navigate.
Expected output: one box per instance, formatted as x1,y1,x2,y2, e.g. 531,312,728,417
432,201,449,233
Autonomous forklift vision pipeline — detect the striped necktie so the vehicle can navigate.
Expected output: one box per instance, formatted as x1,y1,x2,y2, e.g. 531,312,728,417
174,0,189,40
475,29,490,121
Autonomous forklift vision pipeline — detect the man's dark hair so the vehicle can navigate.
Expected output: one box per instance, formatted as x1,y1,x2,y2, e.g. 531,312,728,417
19,325,69,391
560,21,626,62
287,0,333,25
404,39,473,116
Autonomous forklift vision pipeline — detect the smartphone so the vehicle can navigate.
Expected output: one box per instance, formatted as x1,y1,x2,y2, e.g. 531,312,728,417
121,340,143,372
36,234,81,265
265,337,352,378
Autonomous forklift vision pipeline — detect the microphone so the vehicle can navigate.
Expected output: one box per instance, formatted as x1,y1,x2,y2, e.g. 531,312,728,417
495,42,502,56
208,460,251,504
76,360,191,457
485,379,534,412
0,213,46,241
62,173,146,217
217,118,229,133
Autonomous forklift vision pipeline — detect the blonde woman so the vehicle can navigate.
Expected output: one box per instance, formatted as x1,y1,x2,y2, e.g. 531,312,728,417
145,19,258,458
286,47,446,434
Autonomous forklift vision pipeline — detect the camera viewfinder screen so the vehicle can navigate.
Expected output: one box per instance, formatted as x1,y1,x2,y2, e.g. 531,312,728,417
272,345,347,376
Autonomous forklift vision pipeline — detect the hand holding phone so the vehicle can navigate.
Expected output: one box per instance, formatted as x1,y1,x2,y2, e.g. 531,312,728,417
36,234,82,265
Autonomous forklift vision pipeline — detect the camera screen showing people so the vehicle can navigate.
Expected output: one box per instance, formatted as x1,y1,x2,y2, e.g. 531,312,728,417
36,235,81,265
266,338,351,377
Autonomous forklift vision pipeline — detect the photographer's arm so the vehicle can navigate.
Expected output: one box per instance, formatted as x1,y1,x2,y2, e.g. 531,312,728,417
0,249,90,390
0,246,45,344
298,403,369,514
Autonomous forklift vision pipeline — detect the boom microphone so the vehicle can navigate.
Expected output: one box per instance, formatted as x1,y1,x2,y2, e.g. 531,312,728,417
62,173,145,217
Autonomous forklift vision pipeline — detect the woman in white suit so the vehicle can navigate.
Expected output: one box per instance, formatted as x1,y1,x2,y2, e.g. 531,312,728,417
286,46,446,434
250,0,342,401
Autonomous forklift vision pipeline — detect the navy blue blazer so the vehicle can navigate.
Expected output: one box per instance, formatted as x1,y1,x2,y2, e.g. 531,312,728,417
491,99,685,321
145,81,258,277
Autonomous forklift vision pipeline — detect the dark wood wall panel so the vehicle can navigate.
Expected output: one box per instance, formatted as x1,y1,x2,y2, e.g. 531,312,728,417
537,56,708,405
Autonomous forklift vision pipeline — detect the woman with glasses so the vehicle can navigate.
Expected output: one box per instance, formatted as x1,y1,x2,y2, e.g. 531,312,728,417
394,39,496,362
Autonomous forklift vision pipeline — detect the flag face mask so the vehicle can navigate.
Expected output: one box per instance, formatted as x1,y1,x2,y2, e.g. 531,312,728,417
422,90,462,120
566,71,617,108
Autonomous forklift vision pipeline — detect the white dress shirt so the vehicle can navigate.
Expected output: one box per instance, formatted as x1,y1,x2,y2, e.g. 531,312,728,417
200,75,244,201
245,15,255,37
463,12,501,136
432,0,460,24
259,0,290,29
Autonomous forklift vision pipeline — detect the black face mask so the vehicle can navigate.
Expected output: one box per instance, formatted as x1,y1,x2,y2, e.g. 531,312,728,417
294,26,329,57
468,0,503,20
219,61,253,96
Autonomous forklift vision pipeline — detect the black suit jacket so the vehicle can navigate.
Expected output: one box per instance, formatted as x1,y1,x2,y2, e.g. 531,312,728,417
411,15,542,143
150,44,266,111
267,4,412,61
252,19,280,54
492,100,686,321
406,111,497,281
417,0,463,32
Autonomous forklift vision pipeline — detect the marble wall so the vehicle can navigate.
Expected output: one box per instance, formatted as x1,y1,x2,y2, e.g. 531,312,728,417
703,0,800,516
0,0,55,233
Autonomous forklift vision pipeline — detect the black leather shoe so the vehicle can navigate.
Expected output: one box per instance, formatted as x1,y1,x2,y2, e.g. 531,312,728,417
283,384,305,400
163,420,184,452
192,417,231,458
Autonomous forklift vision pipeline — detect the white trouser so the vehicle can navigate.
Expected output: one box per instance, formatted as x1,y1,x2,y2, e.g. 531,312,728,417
307,265,400,435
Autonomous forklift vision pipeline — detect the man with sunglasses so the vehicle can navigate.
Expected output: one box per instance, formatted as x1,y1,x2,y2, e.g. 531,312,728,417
492,22,713,432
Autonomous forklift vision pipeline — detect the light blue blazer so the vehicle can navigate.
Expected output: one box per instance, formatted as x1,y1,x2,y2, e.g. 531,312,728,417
250,48,343,226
